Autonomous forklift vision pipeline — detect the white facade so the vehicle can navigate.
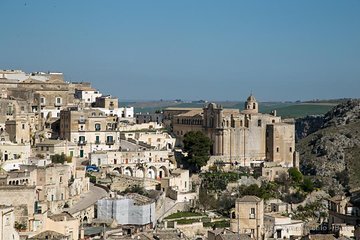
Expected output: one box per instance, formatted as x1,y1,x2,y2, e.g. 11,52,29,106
75,89,102,104
93,107,134,119
264,214,304,239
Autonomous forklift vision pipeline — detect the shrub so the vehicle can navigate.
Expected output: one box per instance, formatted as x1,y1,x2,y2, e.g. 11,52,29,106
288,167,303,183
301,177,314,193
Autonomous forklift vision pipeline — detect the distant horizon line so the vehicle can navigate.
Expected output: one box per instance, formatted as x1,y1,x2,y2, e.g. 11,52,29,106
117,98,354,103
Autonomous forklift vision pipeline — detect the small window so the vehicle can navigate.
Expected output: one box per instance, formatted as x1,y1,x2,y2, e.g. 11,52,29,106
22,124,25,129
290,147,292,152
276,147,279,153
95,123,101,131
258,119,262,127
251,208,255,214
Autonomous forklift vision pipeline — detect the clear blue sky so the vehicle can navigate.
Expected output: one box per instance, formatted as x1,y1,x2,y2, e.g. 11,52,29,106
0,0,359,101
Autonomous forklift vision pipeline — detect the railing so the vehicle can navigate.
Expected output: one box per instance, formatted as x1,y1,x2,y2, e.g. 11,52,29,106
78,140,87,145
106,140,115,145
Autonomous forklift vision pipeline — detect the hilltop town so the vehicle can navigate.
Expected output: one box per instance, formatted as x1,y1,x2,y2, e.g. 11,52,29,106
0,69,359,240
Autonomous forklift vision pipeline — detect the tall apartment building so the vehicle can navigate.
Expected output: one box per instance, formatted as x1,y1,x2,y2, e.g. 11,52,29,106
60,108,120,158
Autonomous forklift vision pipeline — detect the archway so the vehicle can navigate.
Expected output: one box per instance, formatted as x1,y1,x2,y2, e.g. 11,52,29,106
135,167,145,178
158,166,169,179
113,167,122,175
147,166,157,179
123,167,133,177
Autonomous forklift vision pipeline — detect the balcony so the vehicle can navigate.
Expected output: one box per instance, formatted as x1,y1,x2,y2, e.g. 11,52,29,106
95,140,101,145
78,140,87,146
78,119,86,124
54,102,62,107
106,139,115,145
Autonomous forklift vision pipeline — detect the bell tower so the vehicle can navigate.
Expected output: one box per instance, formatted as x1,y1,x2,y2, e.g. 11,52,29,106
244,94,258,114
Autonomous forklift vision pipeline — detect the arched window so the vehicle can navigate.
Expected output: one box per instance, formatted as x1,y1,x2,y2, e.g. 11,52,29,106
95,123,101,131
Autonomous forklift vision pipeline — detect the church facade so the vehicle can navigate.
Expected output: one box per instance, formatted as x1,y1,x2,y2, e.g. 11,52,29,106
171,95,296,167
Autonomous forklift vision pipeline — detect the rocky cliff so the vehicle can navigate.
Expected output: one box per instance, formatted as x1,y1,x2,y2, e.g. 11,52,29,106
296,100,360,194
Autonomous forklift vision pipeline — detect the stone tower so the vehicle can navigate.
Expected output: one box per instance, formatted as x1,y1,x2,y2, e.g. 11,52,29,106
244,94,258,114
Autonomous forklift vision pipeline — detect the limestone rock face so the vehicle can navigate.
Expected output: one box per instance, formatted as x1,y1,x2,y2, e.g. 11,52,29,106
295,115,324,141
296,100,360,193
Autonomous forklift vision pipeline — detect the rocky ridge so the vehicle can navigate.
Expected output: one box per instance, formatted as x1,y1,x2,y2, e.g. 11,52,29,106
296,100,360,193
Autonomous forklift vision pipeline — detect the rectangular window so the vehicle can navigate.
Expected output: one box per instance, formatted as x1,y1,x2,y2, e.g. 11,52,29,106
250,208,256,219
251,208,255,214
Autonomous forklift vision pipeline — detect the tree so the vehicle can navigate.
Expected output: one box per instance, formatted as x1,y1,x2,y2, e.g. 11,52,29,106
198,186,218,211
183,131,212,172
301,177,314,193
288,167,303,183
51,153,72,164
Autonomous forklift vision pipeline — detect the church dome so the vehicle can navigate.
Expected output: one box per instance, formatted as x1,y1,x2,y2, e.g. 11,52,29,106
247,94,256,102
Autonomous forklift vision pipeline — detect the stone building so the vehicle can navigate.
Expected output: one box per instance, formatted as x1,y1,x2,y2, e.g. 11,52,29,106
60,107,121,158
34,139,78,158
136,112,163,124
31,212,80,240
264,213,304,239
171,95,296,167
0,205,20,240
90,149,174,179
120,131,175,151
92,95,134,121
0,186,38,230
7,72,76,121
160,169,196,203
328,195,360,228
0,131,31,167
230,195,264,240
74,87,102,106
5,163,89,215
